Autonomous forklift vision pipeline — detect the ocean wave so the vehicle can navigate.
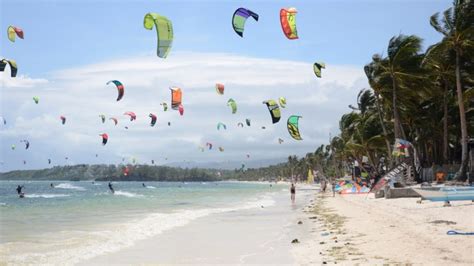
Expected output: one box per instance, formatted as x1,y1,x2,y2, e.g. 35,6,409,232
114,191,143,198
145,186,156,189
8,193,276,264
55,183,86,191
24,194,70,198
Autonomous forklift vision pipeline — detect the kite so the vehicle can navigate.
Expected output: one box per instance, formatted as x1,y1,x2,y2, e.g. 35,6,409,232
160,102,168,111
206,142,213,150
0,59,18,77
48,159,51,164
11,144,15,150
261,126,266,129
100,133,109,145
278,138,284,144
246,119,251,126
7,26,24,42
178,104,184,116
313,62,326,78
151,159,155,164
106,80,124,101
23,160,26,165
280,8,298,40
232,8,259,37
109,117,118,125
227,98,237,114
149,113,157,126
237,122,244,127
123,166,129,176
144,13,173,58
198,146,205,152
246,154,250,158
279,97,287,108
1,117,6,125
218,147,224,152
21,140,29,149
215,83,224,95
287,115,303,140
33,96,39,104
262,100,281,124
99,114,106,123
60,116,66,125
170,87,182,110
217,122,227,130
124,111,136,121
168,122,171,126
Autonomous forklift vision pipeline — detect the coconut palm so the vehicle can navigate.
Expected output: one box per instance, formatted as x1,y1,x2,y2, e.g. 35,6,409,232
428,0,473,180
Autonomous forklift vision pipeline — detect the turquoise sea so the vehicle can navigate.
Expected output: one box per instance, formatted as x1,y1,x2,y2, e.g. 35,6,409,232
0,180,282,264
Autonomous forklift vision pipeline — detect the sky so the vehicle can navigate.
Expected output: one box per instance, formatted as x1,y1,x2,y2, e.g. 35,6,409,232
0,0,451,171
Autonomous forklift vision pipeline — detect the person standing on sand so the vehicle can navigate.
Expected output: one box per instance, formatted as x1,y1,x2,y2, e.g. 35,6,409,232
290,183,296,203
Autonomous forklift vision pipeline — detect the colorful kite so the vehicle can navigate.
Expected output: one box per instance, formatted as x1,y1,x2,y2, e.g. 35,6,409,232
160,102,168,111
170,87,182,110
279,97,287,108
263,100,281,124
178,104,184,116
232,8,259,37
227,98,237,114
217,122,227,130
0,59,18,77
7,26,24,42
99,114,106,123
100,133,109,145
124,111,137,121
216,83,225,95
60,116,66,125
32,96,39,104
313,62,325,78
109,117,118,125
280,8,298,40
287,115,302,140
106,80,124,101
149,113,157,126
144,13,173,58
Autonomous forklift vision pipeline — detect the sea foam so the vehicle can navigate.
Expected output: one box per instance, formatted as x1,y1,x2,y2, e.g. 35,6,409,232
8,193,276,265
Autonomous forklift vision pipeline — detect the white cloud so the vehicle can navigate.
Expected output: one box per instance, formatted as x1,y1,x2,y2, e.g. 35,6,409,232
0,52,368,171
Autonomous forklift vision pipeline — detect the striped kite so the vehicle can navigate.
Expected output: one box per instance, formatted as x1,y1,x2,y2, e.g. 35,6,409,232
280,8,298,40
232,8,259,37
287,115,302,140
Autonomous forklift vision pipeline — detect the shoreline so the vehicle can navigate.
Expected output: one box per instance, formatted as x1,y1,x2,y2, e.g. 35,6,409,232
79,184,316,265
294,191,474,265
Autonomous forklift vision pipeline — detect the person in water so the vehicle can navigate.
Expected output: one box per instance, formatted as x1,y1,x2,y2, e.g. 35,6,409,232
290,183,296,203
16,185,24,195
142,183,146,188
108,182,115,194
50,183,54,188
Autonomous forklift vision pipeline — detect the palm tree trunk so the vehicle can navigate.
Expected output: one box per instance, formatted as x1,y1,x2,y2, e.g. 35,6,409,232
374,92,393,166
454,51,468,181
392,76,401,140
442,79,449,164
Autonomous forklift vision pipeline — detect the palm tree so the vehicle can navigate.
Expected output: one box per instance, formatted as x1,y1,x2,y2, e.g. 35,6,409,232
428,0,473,180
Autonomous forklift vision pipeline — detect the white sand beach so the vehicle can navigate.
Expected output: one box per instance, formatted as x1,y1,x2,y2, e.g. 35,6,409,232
294,192,474,265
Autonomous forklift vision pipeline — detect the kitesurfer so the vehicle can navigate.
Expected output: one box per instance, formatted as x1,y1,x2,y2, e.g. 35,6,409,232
142,183,146,187
50,183,54,188
16,185,24,195
108,182,115,194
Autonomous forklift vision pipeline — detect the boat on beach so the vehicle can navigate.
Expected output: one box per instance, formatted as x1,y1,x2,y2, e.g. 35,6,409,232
412,186,474,202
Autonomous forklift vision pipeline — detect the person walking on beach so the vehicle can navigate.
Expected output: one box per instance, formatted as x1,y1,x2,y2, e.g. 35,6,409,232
290,183,296,203
108,182,115,194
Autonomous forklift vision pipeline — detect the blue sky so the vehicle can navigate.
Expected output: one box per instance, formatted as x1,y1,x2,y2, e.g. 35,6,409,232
2,0,449,77
0,0,452,171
